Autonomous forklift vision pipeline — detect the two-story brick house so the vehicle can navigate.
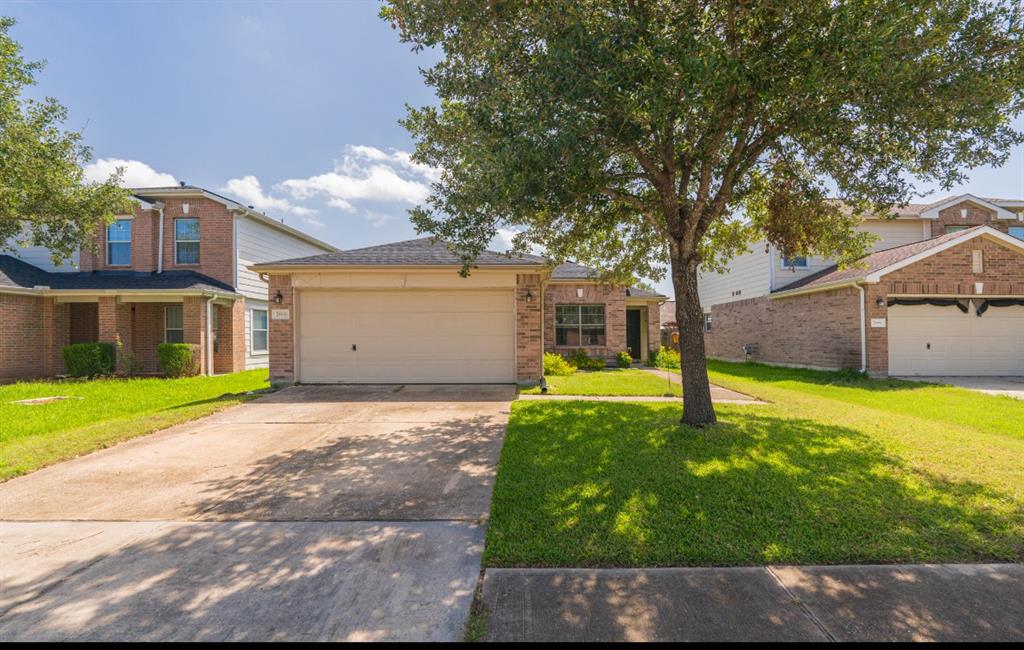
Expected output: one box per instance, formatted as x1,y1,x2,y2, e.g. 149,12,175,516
0,185,335,382
698,194,1024,377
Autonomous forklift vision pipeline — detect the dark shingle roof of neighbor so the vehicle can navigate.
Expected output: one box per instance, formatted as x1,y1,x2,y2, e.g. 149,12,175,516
0,255,236,293
773,226,983,293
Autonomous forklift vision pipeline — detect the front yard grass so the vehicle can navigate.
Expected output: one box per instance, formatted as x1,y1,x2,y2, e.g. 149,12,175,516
0,370,270,481
520,368,682,396
487,361,1024,566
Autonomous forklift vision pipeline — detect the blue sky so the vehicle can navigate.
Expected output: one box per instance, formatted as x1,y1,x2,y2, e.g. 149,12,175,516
6,1,1024,296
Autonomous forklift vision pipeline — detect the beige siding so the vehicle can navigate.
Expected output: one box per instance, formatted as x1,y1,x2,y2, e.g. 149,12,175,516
5,242,79,272
858,218,928,251
244,298,269,370
235,216,332,300
698,243,772,308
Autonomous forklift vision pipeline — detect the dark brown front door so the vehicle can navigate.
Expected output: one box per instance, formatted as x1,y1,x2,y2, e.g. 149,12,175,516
626,309,642,359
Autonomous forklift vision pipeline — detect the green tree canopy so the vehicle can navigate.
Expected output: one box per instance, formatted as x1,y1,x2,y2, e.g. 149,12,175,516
0,17,135,266
385,0,1024,424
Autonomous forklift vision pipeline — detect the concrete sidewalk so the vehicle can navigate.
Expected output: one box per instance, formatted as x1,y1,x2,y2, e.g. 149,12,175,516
481,564,1024,642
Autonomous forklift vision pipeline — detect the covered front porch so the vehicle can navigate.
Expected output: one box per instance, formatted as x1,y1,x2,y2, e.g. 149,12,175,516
43,293,245,376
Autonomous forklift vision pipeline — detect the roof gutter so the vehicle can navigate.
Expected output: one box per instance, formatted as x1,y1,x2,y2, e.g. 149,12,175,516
768,277,872,299
154,201,165,273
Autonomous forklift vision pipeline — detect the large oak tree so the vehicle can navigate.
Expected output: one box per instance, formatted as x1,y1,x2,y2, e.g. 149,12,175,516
383,0,1024,425
1,17,135,267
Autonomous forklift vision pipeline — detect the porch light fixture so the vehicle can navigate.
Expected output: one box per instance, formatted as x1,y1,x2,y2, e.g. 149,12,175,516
876,297,885,307
274,290,284,304
524,289,534,302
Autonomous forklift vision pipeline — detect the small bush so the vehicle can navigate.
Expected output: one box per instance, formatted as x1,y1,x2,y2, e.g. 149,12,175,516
114,334,143,377
648,345,681,369
157,343,201,378
62,342,115,377
568,348,606,370
617,351,633,368
543,352,577,376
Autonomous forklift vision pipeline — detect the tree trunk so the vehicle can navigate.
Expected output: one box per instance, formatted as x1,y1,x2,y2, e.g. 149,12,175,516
671,254,717,426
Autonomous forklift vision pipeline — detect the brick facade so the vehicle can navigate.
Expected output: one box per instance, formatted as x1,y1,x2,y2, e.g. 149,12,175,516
934,200,1021,236
268,274,295,385
706,234,1024,376
516,273,543,381
0,294,44,381
543,282,628,362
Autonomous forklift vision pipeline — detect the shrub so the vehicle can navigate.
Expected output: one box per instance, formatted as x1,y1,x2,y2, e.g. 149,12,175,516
568,348,606,370
617,350,633,368
648,345,681,369
543,352,576,376
114,334,143,377
157,343,201,378
62,342,115,377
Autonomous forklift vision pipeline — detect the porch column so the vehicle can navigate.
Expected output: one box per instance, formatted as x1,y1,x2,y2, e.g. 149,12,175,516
214,299,246,374
41,297,70,376
182,295,209,374
516,273,543,382
97,296,132,365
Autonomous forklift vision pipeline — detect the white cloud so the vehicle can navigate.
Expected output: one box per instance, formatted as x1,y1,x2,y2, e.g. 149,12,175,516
83,158,177,188
363,210,395,228
280,145,440,213
219,175,319,225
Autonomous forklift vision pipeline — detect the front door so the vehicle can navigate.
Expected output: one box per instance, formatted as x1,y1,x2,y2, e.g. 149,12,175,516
626,309,642,360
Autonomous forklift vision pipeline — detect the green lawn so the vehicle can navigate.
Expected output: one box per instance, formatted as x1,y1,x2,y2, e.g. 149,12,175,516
0,370,270,481
487,361,1024,566
521,369,682,396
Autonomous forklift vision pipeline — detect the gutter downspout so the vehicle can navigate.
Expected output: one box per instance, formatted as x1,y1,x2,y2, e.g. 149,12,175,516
155,202,165,273
856,284,867,374
206,297,214,376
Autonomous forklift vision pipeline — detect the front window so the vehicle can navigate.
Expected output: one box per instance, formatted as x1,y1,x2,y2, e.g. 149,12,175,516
946,225,969,234
175,218,200,264
781,256,808,268
704,313,712,332
164,305,184,343
251,309,268,353
1010,226,1024,241
555,304,606,346
107,219,132,266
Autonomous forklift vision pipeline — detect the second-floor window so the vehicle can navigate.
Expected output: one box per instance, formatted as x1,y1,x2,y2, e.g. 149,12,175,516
175,218,200,264
107,219,132,266
781,256,808,268
1010,226,1024,241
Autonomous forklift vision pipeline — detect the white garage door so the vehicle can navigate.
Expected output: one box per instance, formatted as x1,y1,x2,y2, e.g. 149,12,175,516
298,289,516,383
888,303,1024,376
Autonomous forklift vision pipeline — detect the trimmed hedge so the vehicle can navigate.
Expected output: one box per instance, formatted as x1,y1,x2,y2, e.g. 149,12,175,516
568,348,606,370
62,342,115,377
157,343,201,378
617,350,633,368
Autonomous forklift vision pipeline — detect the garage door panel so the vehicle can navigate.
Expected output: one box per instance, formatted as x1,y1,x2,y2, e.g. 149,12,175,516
298,289,516,383
889,304,1024,376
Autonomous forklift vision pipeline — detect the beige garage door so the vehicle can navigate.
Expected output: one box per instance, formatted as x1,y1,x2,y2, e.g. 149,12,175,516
298,289,516,383
888,303,1024,376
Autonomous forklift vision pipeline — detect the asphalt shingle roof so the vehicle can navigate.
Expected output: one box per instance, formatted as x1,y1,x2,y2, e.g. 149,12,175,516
0,255,236,293
773,226,983,293
262,237,548,267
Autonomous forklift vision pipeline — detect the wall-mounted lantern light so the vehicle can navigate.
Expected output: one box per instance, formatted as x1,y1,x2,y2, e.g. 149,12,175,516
274,290,284,304
876,297,885,307
524,289,534,302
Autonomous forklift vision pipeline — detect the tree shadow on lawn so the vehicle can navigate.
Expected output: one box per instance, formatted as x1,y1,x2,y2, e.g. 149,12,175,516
485,402,1024,567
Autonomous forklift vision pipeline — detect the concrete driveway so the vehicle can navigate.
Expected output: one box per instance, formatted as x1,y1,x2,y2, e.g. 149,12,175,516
0,384,513,641
900,376,1024,400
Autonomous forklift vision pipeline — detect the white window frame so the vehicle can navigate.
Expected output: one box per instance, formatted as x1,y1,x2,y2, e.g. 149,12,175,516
174,218,200,265
554,304,606,347
164,305,184,343
250,308,269,354
781,255,808,268
106,219,132,266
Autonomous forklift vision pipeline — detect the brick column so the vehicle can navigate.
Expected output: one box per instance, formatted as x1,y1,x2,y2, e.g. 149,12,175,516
864,285,889,376
516,274,543,382
268,274,295,385
183,295,209,374
213,299,246,374
41,297,69,376
646,303,661,360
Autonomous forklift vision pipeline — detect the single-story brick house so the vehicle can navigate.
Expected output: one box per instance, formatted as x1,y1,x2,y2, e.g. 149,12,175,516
705,225,1024,376
251,237,665,384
